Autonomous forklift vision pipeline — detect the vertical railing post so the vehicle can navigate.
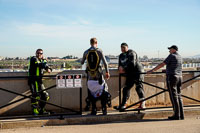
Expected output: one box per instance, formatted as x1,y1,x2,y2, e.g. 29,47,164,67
119,74,121,106
79,87,82,115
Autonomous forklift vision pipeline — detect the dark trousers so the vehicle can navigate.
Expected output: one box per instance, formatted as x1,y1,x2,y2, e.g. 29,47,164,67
121,74,145,106
90,90,107,112
167,75,184,118
29,81,49,110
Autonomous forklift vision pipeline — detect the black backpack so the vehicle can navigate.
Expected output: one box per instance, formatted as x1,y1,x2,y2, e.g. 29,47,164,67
86,49,101,78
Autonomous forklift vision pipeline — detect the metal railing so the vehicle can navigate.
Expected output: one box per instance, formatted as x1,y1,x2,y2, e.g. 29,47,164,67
0,75,82,120
118,71,200,113
1,70,200,119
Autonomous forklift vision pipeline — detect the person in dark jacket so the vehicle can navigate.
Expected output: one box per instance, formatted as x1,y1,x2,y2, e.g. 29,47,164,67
147,45,184,120
28,49,52,115
114,43,145,111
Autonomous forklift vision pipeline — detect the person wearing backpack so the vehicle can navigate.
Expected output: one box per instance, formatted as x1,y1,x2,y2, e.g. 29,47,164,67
81,37,111,115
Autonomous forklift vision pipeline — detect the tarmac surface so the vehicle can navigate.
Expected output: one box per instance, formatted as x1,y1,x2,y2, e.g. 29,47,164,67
1,116,200,133
0,106,200,133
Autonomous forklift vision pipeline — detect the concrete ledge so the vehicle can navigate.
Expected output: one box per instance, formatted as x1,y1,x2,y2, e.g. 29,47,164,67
0,107,200,130
0,113,144,129
144,108,200,119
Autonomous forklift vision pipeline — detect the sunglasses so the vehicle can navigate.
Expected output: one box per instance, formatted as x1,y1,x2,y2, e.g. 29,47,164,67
37,52,43,55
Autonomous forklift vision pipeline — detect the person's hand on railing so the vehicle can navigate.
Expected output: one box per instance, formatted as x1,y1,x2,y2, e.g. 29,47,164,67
119,66,125,74
47,68,52,73
146,70,153,74
106,72,110,80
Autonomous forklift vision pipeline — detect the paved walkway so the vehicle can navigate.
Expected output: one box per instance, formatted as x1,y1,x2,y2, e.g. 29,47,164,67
0,106,200,132
1,115,200,133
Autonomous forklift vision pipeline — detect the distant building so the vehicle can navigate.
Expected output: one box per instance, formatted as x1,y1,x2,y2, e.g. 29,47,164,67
47,57,60,60
0,56,4,60
105,55,118,64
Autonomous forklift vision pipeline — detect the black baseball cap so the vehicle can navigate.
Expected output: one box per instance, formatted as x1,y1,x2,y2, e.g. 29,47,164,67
168,45,178,51
121,43,128,47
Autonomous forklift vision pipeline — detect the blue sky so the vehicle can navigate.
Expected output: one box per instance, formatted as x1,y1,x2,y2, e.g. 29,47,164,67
0,0,200,58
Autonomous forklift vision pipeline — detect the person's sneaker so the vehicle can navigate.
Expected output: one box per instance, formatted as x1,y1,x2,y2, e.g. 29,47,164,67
137,103,146,109
119,105,126,112
137,98,146,109
113,105,126,112
113,106,120,110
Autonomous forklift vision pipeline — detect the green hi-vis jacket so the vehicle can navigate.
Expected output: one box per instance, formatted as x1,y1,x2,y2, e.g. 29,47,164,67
28,56,50,84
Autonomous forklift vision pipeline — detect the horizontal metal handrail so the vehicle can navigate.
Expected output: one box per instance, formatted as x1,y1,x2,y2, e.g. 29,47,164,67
0,87,80,113
119,71,200,112
0,70,200,79
0,75,56,79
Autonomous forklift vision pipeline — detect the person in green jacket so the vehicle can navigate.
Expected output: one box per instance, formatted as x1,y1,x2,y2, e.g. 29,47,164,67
28,49,52,115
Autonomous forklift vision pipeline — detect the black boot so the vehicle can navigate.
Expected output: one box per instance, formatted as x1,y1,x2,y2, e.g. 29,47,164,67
31,103,39,116
91,108,97,115
39,108,50,115
84,97,91,111
113,106,120,110
91,101,97,115
106,93,112,107
102,107,107,115
168,115,180,120
32,108,39,116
